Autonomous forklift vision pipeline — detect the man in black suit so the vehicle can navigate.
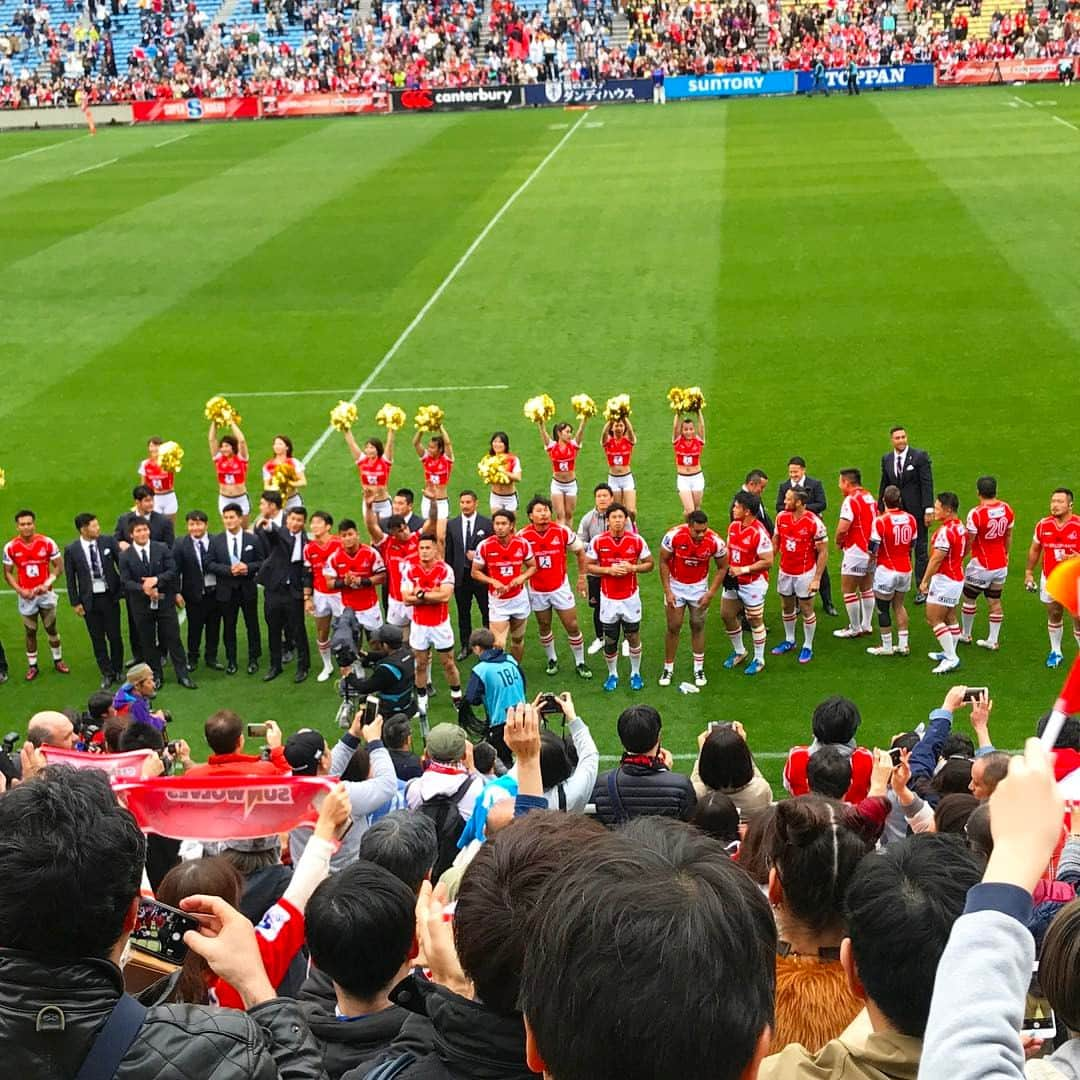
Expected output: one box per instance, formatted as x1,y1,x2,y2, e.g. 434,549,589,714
729,469,774,535
444,490,492,660
878,426,934,601
173,509,223,673
206,502,263,675
118,517,196,689
115,485,175,665
64,513,125,689
379,487,425,534
775,457,837,616
256,505,310,682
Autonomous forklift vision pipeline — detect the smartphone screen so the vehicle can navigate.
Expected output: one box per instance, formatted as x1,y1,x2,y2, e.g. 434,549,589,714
130,898,200,965
363,695,380,726
246,723,268,738
1022,963,1057,1039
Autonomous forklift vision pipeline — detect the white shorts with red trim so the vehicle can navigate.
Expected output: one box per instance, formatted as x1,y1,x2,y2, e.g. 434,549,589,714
841,548,872,577
723,580,768,610
607,473,635,493
928,573,963,608
529,582,576,612
410,619,454,652
964,559,1008,591
550,477,579,498
387,598,411,628
349,604,384,633
311,592,344,619
669,578,707,607
490,591,531,623
873,567,912,598
777,569,816,599
599,592,642,625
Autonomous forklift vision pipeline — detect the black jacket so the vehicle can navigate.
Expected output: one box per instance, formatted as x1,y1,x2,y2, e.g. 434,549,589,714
298,971,411,1080
0,948,327,1079
119,541,180,611
443,514,492,581
346,973,531,1080
256,523,309,596
878,447,934,517
173,534,217,606
206,530,263,601
590,760,698,826
64,535,123,609
774,475,828,517
115,509,174,547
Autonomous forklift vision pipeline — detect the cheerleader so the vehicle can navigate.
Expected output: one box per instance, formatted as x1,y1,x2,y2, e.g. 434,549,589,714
138,438,178,525
341,426,395,519
262,435,307,510
536,413,589,527
412,424,454,544
673,410,706,513
208,419,251,525
486,431,522,513
600,415,637,515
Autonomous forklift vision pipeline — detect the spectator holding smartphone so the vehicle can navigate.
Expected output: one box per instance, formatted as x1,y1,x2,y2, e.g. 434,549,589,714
183,711,290,777
536,691,599,812
691,720,772,823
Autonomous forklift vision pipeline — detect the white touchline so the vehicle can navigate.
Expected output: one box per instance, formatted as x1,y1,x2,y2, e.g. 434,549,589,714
0,133,90,164
73,157,118,176
1011,94,1035,109
1053,114,1080,132
155,132,192,148
227,384,510,398
299,109,592,467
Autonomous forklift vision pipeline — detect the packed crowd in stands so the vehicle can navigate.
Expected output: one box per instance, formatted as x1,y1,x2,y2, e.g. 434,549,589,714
6,670,1080,1078
2,0,1078,108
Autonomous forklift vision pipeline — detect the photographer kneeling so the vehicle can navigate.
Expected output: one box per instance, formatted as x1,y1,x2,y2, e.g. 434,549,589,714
338,624,415,722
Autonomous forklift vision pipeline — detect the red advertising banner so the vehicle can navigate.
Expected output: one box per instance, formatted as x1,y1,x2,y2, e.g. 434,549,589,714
130,96,261,123
114,775,335,840
262,91,389,117
42,746,156,781
938,58,1066,85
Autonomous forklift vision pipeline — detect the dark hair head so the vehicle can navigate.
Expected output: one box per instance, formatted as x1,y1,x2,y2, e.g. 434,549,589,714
690,791,741,845
489,431,510,453
811,696,861,745
787,456,806,468
417,533,437,548
427,435,446,454
74,512,96,532
273,434,294,456
286,506,308,522
520,819,776,1080
763,796,872,933
976,475,997,499
358,811,438,893
133,485,153,501
882,484,901,509
0,766,144,959
932,758,973,798
552,422,572,438
972,751,1011,798
260,489,283,508
1054,487,1075,503
118,721,164,753
338,518,358,533
964,802,993,862
617,705,662,754
539,729,574,790
732,491,756,513
103,714,129,752
469,628,496,651
492,509,516,526
845,835,981,1037
806,746,853,800
458,489,478,501
473,742,497,775
686,509,709,526
341,746,371,783
381,713,413,751
745,469,768,485
185,509,209,524
738,804,776,887
221,502,244,518
839,468,862,485
306,861,416,1000
455,812,606,1015
526,496,553,516
87,690,115,721
890,425,906,435
205,709,243,756
395,488,415,505
1038,712,1080,750
890,730,921,754
365,436,384,457
219,434,239,453
129,516,151,533
385,514,406,531
309,510,333,528
1040,900,1080,1034
934,793,979,834
936,491,960,513
698,725,754,791
941,734,975,761
14,509,35,523
593,482,613,496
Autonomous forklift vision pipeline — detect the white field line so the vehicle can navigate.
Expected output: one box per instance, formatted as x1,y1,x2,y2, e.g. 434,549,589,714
1011,94,1035,109
0,133,90,164
1053,114,1080,133
226,384,510,398
73,157,118,176
155,132,193,149
298,109,593,468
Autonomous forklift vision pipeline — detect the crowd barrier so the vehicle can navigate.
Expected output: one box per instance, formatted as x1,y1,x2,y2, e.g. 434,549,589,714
794,63,935,92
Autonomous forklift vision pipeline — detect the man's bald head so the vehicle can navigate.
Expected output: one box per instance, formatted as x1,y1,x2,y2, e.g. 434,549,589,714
27,711,77,750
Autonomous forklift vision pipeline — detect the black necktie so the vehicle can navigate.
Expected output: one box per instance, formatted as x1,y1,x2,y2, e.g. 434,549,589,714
197,540,206,571
141,550,150,575
465,517,473,551
232,536,239,562
89,543,102,579
896,453,903,478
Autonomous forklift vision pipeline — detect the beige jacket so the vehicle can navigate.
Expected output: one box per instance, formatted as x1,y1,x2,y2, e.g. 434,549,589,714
759,1016,922,1080
690,759,773,822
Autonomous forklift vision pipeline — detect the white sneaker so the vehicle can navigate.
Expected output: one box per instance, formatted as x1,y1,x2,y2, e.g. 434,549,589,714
866,645,894,656
621,639,630,657
694,670,707,687
317,664,334,683
658,669,672,687
833,626,863,639
587,638,604,655
932,657,961,675
976,639,999,651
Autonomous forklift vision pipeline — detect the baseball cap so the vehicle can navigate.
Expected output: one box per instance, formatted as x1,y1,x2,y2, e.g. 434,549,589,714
426,723,467,763
284,728,326,775
371,624,404,647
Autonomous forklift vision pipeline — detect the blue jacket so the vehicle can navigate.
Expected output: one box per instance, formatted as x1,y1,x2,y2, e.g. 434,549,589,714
464,648,527,728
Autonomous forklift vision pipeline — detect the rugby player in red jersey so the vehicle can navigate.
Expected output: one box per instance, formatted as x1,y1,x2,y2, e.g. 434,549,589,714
960,475,1014,651
302,511,343,682
472,510,536,663
771,489,828,664
866,486,917,657
920,492,967,675
833,468,877,639
1025,487,1080,668
722,493,774,676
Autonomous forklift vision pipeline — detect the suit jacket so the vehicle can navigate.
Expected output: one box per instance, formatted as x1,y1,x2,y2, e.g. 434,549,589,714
64,536,122,609
173,535,218,606
729,489,774,536
255,524,309,596
775,475,827,517
114,510,175,547
878,448,933,517
379,512,425,535
119,542,180,612
206,530,263,601
444,513,493,582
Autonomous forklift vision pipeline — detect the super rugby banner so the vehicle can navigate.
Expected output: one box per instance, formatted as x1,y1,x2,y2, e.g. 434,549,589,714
114,775,336,840
42,746,156,781
131,96,260,123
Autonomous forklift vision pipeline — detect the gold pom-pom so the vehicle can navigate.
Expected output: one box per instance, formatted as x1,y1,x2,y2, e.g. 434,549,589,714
158,441,185,474
523,394,556,423
571,393,597,419
478,454,512,485
414,405,445,433
375,404,406,431
204,395,242,427
330,400,358,433
683,386,705,412
603,394,632,422
269,461,300,497
667,386,688,413
0,467,6,490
